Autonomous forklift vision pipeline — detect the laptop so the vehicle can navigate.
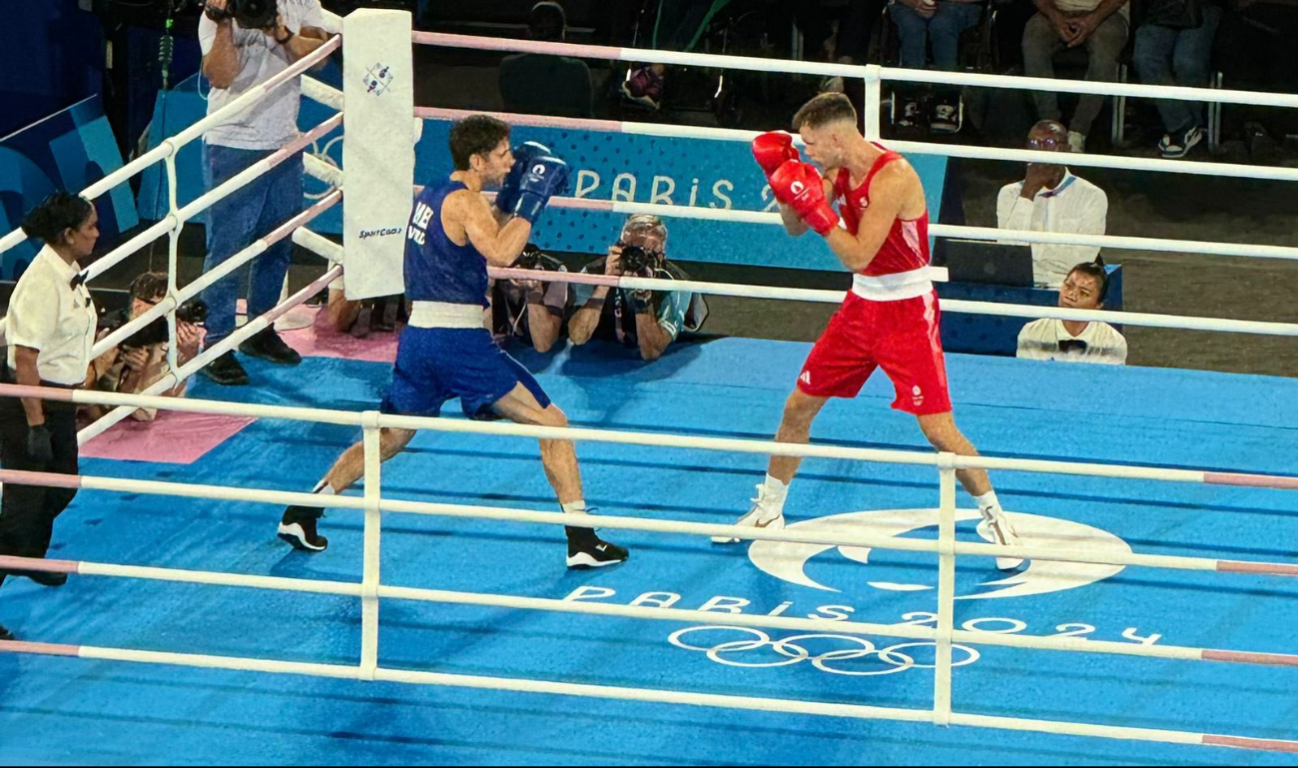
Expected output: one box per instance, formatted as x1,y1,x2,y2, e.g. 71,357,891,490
943,240,1036,287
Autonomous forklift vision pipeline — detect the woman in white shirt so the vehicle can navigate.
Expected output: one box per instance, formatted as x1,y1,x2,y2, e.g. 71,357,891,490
0,192,99,640
1017,258,1128,365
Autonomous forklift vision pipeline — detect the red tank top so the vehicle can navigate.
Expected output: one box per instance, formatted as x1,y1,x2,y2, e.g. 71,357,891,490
832,145,930,277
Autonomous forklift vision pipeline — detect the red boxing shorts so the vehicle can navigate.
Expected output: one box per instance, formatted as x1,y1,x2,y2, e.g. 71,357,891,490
797,290,952,415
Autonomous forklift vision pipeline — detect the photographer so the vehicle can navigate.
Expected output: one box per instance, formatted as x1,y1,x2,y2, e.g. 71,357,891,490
198,0,331,386
488,244,570,354
569,215,704,362
319,274,407,338
81,273,203,425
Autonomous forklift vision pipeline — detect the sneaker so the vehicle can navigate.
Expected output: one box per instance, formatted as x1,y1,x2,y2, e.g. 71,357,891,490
620,65,664,110
565,527,628,569
198,351,249,386
239,328,302,366
1158,125,1203,159
1067,131,1087,153
278,505,328,552
0,624,12,642
930,100,959,134
24,570,68,587
348,305,374,339
976,511,1024,571
897,98,922,128
712,485,785,544
1245,121,1278,165
1,569,67,587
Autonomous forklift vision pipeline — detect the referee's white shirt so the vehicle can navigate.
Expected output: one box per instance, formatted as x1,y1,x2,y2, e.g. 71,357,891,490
4,245,97,385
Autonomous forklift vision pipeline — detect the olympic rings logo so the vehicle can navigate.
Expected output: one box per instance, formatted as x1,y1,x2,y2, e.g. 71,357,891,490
667,625,980,676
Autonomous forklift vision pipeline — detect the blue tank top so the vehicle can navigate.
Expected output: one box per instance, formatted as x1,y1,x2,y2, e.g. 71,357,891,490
404,180,489,306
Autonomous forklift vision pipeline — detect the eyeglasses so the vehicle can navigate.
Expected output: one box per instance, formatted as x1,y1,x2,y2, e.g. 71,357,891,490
1028,137,1066,150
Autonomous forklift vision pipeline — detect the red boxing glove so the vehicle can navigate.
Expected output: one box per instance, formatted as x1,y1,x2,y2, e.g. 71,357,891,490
769,161,839,236
752,131,800,178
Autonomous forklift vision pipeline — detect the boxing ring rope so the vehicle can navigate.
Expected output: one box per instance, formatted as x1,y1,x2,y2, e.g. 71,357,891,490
414,105,1298,262
0,36,341,257
1,12,1297,757
412,105,1298,187
1,384,1298,751
485,266,1298,338
0,29,345,443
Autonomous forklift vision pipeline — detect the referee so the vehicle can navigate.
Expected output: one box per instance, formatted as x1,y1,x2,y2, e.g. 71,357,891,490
0,192,99,641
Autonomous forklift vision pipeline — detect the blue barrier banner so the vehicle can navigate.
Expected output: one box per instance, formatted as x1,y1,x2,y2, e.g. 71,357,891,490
417,121,948,272
0,95,140,281
138,71,947,273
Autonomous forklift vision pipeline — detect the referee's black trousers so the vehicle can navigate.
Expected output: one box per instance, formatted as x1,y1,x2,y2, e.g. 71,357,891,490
0,382,79,590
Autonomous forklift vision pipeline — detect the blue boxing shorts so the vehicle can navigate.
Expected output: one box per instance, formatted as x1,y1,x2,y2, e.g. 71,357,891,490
381,327,550,419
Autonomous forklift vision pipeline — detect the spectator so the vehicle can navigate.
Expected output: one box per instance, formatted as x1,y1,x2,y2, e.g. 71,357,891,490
1216,0,1298,163
997,120,1108,287
1133,0,1225,158
569,214,706,362
1017,258,1127,363
0,193,101,636
889,0,986,132
489,244,570,354
198,0,332,386
500,2,594,118
621,0,718,110
793,0,887,80
81,272,202,425
1023,0,1130,152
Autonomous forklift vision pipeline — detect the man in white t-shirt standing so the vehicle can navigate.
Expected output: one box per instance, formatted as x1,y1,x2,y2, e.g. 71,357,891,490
1017,258,1127,365
997,120,1108,288
197,0,331,385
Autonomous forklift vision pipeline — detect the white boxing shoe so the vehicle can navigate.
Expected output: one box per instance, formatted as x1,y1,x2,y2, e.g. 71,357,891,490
976,509,1025,571
712,485,785,544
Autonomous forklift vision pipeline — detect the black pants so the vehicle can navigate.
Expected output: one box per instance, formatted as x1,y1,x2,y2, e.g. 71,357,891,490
0,377,79,590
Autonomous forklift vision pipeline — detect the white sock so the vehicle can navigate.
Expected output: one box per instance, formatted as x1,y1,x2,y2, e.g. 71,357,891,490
562,500,588,516
975,490,1001,518
760,474,789,514
312,479,337,496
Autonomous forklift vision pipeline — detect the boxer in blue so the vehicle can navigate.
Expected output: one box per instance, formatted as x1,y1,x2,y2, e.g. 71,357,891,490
279,115,627,569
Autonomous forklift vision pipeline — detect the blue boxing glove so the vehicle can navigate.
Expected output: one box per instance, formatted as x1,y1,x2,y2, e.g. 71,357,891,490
512,155,569,224
495,141,551,215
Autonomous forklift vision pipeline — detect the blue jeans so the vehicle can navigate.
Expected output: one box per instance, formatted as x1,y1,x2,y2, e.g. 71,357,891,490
890,2,983,70
1132,7,1224,133
201,143,303,346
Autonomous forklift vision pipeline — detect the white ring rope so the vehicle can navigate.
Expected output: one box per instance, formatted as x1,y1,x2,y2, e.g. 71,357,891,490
412,105,1298,185
413,32,1298,110
0,36,340,256
3,16,1298,757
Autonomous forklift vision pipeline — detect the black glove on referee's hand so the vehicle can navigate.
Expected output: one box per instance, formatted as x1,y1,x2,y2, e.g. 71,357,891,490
26,424,54,464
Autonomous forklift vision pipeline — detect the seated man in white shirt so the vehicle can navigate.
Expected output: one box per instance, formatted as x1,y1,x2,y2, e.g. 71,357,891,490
1017,258,1127,365
997,120,1108,288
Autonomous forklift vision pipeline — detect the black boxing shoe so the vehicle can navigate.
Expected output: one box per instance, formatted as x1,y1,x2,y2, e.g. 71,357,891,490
0,624,12,642
278,505,328,552
565,526,628,569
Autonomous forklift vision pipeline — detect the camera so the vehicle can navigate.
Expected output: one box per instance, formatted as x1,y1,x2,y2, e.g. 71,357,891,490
515,243,551,272
115,299,209,351
205,0,278,29
617,244,659,276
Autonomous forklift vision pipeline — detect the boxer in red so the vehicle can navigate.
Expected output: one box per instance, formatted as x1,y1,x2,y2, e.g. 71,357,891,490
714,93,1023,571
